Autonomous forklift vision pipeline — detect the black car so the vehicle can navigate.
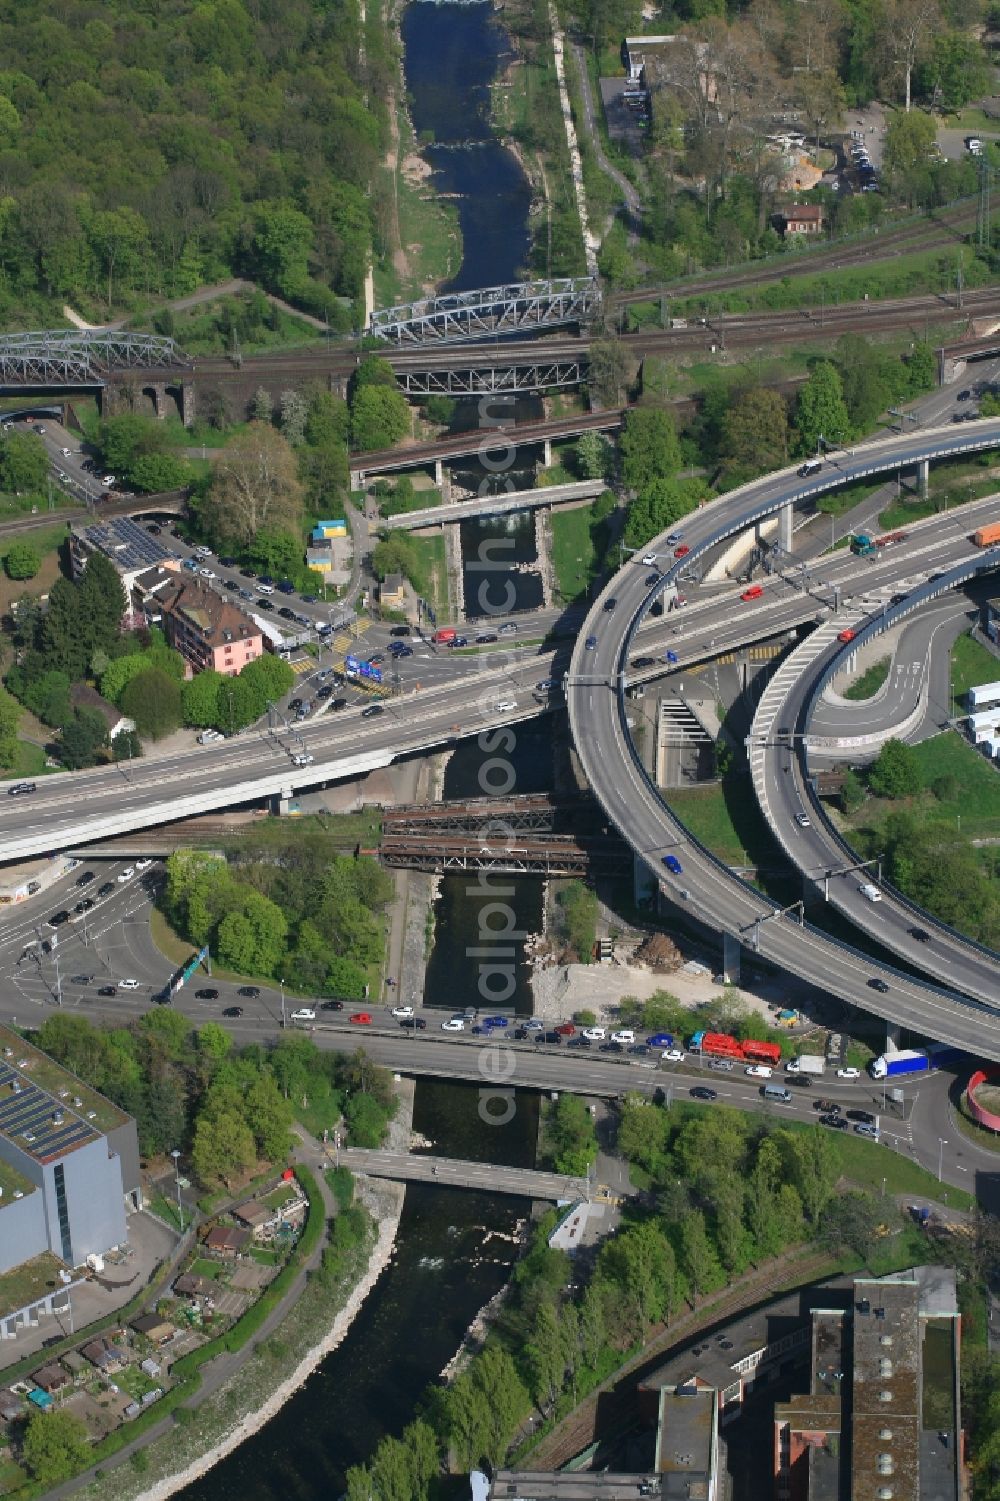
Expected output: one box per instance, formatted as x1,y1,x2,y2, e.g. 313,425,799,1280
400,1016,427,1030
223,1006,244,1018
196,988,219,1000
320,999,344,1011
146,523,162,535
632,656,656,668
302,594,319,604
513,1026,528,1040
784,1073,812,1087
75,871,95,887
391,625,411,637
317,684,334,698
219,556,237,567
690,1086,718,1101
628,1043,650,1056
448,636,468,648
224,579,239,591
256,597,274,610
820,1113,849,1130
240,568,257,579
331,697,349,711
909,927,931,942
70,974,94,985
75,898,94,914
476,632,498,644
238,986,260,998
847,1109,877,1125
97,984,118,996
259,575,275,586
98,882,115,898
362,703,385,718
568,1036,593,1049
48,910,70,926
813,1099,840,1114
279,606,296,620
868,978,890,993
544,1030,563,1044
600,1041,624,1054
289,698,303,712
603,597,618,612
645,573,659,586
277,580,295,594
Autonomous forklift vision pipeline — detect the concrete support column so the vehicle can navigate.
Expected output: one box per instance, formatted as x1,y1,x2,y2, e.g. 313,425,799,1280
180,382,197,429
885,1022,901,1053
434,459,444,486
150,383,169,420
917,458,929,499
779,500,793,554
543,437,553,467
722,930,742,985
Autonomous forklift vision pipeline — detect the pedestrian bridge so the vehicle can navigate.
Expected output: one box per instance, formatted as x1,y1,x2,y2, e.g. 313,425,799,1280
0,330,190,387
369,276,601,346
337,1147,587,1201
383,478,606,530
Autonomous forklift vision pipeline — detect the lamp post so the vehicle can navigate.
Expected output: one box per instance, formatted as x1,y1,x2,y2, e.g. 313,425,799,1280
280,978,286,1028
938,1137,948,1183
170,1149,184,1232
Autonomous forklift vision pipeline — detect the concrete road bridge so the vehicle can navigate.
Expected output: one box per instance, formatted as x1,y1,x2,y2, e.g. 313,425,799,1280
368,276,601,346
336,1147,588,1200
382,478,606,530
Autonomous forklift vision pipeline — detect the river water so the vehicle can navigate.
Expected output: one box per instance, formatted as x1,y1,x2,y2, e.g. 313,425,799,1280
176,7,548,1498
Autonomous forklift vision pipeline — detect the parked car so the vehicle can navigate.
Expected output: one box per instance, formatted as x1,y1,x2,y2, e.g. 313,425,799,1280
441,1019,465,1031
392,1005,415,1019
238,986,260,998
611,1029,635,1044
97,985,117,997
320,1000,344,1011
745,1064,773,1078
837,1066,861,1079
223,1007,244,1018
690,1086,718,1101
400,1017,427,1030
554,1023,575,1036
290,1008,316,1023
195,988,219,1000
582,1027,606,1041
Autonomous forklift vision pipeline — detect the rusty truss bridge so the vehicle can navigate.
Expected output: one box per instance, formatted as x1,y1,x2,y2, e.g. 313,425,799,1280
380,795,629,875
0,330,190,387
395,357,587,396
369,277,601,346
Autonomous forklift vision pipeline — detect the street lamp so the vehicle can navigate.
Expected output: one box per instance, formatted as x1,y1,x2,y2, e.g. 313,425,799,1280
170,1149,184,1232
280,978,286,1028
937,1137,948,1183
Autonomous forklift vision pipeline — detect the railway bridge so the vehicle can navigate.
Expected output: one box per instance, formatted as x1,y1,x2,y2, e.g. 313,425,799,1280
368,277,601,346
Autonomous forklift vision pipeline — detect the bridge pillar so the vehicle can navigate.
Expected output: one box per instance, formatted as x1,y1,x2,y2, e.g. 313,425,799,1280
917,458,929,498
180,382,197,429
779,500,793,553
542,438,553,468
721,930,741,985
434,459,444,486
149,383,169,420
885,1021,901,1052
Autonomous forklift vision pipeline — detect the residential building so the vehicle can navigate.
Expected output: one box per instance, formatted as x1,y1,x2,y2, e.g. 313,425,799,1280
378,572,407,611
69,518,180,613
203,1224,252,1257
0,1022,140,1277
68,684,135,742
780,204,825,236
145,572,263,677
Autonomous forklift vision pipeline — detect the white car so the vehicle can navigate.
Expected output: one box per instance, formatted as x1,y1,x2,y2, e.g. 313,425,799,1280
858,882,882,903
194,545,213,558
441,1018,465,1031
290,1008,316,1023
745,1063,772,1078
292,753,314,767
495,699,518,712
392,1005,414,1019
117,866,135,883
641,553,658,566
117,978,139,991
611,1029,635,1044
60,447,72,457
199,568,216,579
582,1027,606,1041
135,859,152,872
662,1047,685,1062
837,1066,861,1079
524,1019,545,1031
795,813,811,828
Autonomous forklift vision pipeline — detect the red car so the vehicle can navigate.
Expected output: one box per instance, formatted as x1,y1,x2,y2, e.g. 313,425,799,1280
741,585,763,602
837,628,856,644
350,1012,373,1025
674,544,690,558
554,1023,576,1037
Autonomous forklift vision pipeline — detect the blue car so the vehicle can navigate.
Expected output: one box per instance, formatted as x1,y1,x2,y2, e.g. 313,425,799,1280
647,1033,674,1048
483,1015,509,1028
662,854,683,874
664,650,679,664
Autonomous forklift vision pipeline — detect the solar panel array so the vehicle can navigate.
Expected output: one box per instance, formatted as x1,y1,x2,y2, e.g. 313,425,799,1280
82,517,172,574
0,1053,98,1165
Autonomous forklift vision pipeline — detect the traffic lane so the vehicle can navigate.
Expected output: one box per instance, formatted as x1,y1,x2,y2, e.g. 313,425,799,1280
0,859,151,952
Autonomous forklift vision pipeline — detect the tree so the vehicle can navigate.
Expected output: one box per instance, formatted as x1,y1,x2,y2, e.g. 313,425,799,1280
877,0,941,111
280,389,308,445
192,1105,256,1187
721,387,788,477
129,452,191,493
575,431,609,480
883,109,937,175
795,69,846,153
544,1095,598,1175
60,708,108,769
5,541,40,579
0,431,48,493
819,1189,883,1258
251,386,274,424
209,423,303,545
917,32,989,112
21,1409,89,1484
620,406,682,490
182,669,223,728
77,552,128,657
841,767,866,813
121,668,183,741
793,361,851,456
0,685,21,771
241,652,295,703
624,477,700,549
350,383,410,451
587,337,630,406
245,1072,293,1160
868,738,922,799
112,729,142,762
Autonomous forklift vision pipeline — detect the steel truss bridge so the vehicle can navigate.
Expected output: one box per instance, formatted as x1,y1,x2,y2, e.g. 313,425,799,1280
395,357,587,396
0,330,190,387
379,795,629,874
369,277,601,346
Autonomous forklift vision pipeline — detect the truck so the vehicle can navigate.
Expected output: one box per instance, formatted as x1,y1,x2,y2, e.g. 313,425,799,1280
850,530,907,557
973,522,1000,548
742,1038,783,1066
786,1053,825,1075
432,628,457,645
689,1030,744,1060
869,1049,930,1079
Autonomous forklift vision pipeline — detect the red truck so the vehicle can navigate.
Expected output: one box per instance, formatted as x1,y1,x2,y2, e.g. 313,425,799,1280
974,522,1000,548
432,628,457,644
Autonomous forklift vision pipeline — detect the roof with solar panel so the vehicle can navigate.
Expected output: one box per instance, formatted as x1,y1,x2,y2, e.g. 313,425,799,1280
0,1024,127,1167
77,516,175,573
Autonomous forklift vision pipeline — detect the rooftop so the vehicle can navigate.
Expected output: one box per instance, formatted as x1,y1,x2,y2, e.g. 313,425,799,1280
852,1277,922,1501
74,517,175,576
490,1476,662,1499
68,683,125,731
155,574,261,652
0,1023,127,1159
656,1386,715,1499
0,1155,35,1211
0,1252,69,1322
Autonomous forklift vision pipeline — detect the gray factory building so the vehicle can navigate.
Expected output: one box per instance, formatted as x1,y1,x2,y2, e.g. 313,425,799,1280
0,1025,140,1276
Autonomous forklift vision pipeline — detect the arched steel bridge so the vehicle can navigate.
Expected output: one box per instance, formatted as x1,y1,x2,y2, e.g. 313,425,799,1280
368,276,601,346
0,330,190,386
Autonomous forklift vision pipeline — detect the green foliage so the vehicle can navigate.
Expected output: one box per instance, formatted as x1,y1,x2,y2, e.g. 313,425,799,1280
0,684,21,771
624,476,706,550
350,384,411,451
555,880,597,961
60,706,108,769
0,431,47,494
21,1408,89,1483
841,768,866,814
868,738,922,799
543,1095,598,1176
4,541,40,579
619,406,681,491
793,361,851,457
326,1165,355,1211
720,387,788,480
121,667,183,740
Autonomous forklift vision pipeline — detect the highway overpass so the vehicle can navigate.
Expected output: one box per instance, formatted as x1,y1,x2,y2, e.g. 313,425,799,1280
567,418,1000,1060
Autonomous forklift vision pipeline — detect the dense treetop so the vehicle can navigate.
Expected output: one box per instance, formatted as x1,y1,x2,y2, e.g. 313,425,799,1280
0,0,393,322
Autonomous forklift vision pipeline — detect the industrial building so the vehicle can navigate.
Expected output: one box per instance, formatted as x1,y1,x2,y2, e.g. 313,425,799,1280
0,1024,140,1278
